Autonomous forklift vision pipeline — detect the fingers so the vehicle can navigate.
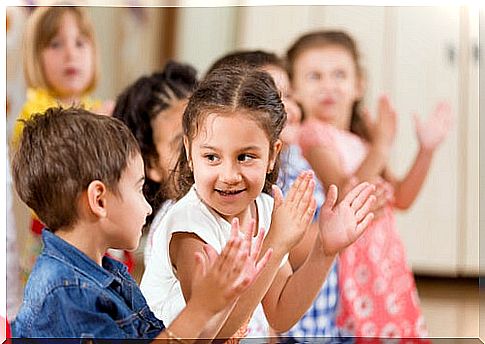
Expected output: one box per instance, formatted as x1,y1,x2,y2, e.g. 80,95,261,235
351,213,375,242
286,171,308,204
349,183,376,212
250,227,265,262
341,182,370,207
230,217,240,239
272,185,284,210
287,171,315,209
216,236,242,274
203,244,219,267
355,195,376,223
296,176,315,213
254,248,273,277
194,251,207,279
322,184,338,212
342,176,358,196
243,219,256,257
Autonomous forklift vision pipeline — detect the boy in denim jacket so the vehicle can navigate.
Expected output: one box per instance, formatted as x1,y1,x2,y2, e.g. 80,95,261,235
11,107,270,340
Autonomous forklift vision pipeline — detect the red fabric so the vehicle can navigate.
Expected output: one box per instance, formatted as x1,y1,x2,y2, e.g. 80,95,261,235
105,251,135,274
31,217,44,235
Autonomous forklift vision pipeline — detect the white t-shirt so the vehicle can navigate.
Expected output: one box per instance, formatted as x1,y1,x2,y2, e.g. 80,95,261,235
143,200,175,267
140,186,282,337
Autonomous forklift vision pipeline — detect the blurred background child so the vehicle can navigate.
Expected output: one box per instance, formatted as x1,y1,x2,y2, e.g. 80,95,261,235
12,6,119,283
287,30,452,338
112,60,198,269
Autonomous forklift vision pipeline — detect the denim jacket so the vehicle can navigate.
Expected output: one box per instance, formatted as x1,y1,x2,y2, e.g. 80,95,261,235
12,230,165,340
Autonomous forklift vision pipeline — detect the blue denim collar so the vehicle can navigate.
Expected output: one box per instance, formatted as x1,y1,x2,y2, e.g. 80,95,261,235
41,229,123,288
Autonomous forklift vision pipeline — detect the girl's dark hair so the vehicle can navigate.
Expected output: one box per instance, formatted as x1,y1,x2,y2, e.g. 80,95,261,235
207,50,285,75
112,60,198,224
176,65,287,199
287,30,370,141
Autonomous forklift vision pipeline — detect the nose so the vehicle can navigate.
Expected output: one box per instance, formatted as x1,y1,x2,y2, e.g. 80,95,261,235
64,41,76,60
219,161,242,185
145,198,153,216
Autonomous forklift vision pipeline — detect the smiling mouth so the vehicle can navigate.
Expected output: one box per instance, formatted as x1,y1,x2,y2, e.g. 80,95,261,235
215,189,245,196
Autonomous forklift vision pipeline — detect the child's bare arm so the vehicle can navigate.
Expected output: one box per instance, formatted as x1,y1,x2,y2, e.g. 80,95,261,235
390,102,452,209
210,171,317,339
261,182,375,331
301,95,397,197
160,218,271,342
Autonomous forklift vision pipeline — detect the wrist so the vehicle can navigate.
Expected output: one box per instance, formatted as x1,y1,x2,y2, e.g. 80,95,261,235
264,230,292,256
419,145,435,157
372,140,391,158
315,234,338,259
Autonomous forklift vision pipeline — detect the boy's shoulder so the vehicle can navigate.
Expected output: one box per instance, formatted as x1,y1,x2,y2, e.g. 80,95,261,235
22,252,98,307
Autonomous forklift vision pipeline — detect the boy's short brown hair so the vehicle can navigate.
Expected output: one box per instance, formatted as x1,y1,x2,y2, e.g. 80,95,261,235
12,107,140,232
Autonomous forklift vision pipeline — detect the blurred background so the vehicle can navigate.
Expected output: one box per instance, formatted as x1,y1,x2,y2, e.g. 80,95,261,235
6,3,481,339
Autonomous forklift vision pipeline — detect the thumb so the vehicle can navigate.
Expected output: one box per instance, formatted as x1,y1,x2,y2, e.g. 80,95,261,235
194,252,206,280
272,184,284,209
322,184,338,212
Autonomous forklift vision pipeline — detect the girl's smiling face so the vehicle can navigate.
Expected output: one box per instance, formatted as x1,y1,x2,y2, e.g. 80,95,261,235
186,112,281,224
292,45,363,128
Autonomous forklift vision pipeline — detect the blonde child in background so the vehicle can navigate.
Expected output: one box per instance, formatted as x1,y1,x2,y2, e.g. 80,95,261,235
112,60,198,267
287,30,452,338
12,7,123,281
141,64,377,340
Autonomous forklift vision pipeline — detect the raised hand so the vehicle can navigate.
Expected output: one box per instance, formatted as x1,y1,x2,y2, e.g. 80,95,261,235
270,171,317,251
317,182,376,256
190,218,272,315
363,95,397,149
414,101,453,152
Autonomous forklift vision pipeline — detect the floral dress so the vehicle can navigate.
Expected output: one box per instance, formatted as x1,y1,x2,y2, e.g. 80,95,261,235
299,121,428,340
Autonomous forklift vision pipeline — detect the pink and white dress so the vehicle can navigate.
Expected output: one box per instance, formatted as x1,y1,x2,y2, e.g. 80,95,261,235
299,121,427,339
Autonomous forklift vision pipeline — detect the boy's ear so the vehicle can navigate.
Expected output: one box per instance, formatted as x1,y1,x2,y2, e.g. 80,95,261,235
268,139,283,173
87,180,108,218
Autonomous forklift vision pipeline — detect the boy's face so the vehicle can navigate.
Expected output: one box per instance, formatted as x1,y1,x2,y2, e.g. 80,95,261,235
105,153,152,251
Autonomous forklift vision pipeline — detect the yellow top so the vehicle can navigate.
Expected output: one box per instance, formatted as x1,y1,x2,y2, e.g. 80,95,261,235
12,87,101,147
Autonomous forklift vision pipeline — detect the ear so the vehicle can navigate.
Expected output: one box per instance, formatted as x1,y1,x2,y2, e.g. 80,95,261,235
86,180,108,218
356,74,366,99
183,135,193,171
268,139,283,173
146,157,163,183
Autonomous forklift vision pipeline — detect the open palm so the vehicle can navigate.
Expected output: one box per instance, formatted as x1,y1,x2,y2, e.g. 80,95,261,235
415,101,453,152
318,182,376,256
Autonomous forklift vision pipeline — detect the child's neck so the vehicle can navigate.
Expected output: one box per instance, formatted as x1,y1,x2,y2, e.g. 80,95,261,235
56,225,107,266
56,94,83,106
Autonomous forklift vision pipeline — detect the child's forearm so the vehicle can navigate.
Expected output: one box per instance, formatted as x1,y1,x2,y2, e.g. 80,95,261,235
263,241,335,332
214,234,288,339
393,148,434,210
154,298,214,342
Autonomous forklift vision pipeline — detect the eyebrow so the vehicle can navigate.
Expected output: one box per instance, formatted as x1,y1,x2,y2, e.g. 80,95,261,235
200,144,263,152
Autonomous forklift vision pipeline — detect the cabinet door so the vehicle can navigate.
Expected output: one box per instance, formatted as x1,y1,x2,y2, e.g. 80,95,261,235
388,6,461,275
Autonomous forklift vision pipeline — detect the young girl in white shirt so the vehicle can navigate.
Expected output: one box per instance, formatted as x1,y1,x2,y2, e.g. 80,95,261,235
141,65,376,340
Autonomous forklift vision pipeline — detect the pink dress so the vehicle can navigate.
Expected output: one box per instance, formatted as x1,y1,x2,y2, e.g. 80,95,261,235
300,121,427,339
